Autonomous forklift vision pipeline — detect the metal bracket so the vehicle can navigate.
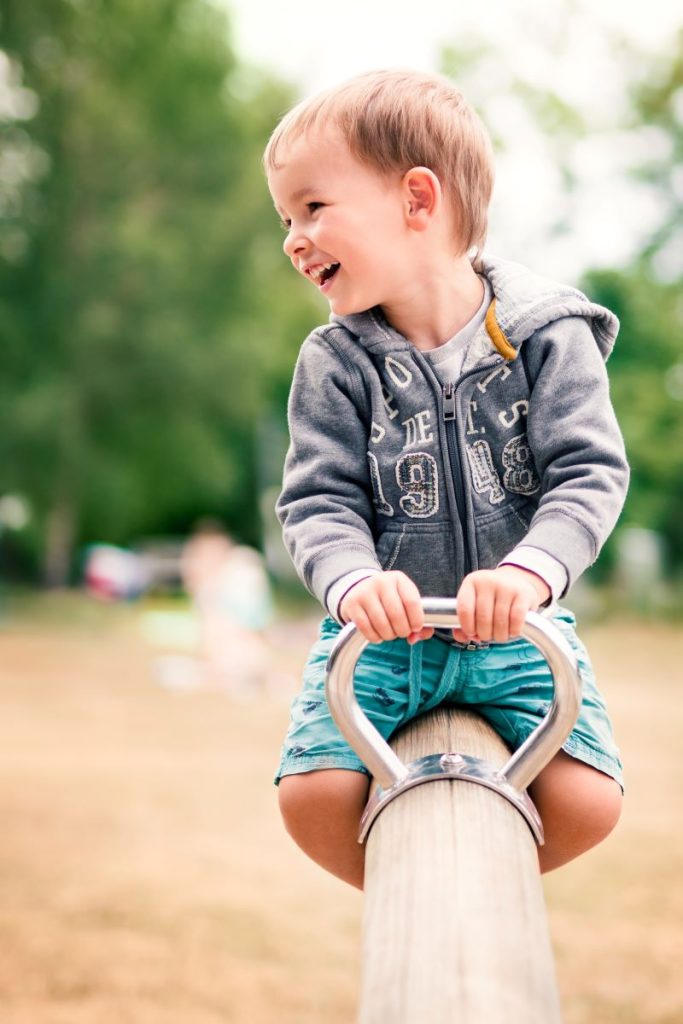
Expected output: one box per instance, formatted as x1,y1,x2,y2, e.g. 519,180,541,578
359,751,544,844
325,600,582,845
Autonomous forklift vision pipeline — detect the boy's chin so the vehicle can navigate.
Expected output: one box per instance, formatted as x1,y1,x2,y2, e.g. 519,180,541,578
327,295,372,317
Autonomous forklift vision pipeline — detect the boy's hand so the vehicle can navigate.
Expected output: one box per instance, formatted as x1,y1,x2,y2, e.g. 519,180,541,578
453,566,551,644
339,571,434,645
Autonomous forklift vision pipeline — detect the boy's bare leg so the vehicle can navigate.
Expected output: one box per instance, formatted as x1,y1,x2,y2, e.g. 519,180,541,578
530,750,622,873
279,754,621,887
278,770,370,889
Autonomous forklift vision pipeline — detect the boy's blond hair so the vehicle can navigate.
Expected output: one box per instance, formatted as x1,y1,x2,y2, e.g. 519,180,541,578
264,69,495,257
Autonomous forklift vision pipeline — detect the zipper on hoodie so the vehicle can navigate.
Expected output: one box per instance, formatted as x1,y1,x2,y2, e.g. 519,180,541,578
411,349,503,581
443,382,456,420
441,381,471,576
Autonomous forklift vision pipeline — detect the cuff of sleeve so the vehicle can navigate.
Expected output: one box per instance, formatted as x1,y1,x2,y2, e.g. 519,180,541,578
498,545,568,604
326,569,381,623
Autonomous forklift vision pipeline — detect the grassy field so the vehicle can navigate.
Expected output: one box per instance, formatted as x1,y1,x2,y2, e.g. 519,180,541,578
0,594,681,1023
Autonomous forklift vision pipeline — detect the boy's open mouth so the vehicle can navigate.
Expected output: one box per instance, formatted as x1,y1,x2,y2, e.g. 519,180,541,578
321,263,340,285
309,262,340,286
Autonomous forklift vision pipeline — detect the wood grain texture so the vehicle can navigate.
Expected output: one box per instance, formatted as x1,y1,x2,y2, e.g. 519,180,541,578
360,708,562,1024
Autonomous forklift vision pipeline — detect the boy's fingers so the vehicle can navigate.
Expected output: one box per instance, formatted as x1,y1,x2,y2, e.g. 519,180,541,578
344,572,439,645
508,592,528,638
492,593,514,643
473,580,495,641
452,626,477,643
350,606,383,645
362,594,398,642
344,589,393,643
407,626,434,645
456,577,476,637
396,574,425,634
378,589,412,638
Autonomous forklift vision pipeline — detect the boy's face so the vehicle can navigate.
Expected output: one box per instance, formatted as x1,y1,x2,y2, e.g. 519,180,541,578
268,129,412,318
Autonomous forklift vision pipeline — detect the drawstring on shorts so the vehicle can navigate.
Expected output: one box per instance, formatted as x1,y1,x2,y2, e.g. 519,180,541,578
406,641,424,721
405,641,463,727
419,645,461,717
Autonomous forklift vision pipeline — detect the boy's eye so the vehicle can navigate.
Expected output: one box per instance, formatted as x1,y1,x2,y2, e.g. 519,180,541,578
278,202,323,230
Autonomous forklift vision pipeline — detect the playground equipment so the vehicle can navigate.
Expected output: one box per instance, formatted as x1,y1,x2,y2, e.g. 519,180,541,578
325,598,582,1024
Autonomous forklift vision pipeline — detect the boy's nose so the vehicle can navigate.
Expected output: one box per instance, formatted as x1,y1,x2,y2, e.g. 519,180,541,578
283,229,308,261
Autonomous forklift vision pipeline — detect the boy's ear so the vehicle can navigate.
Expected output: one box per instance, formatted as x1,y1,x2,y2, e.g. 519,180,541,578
402,167,441,231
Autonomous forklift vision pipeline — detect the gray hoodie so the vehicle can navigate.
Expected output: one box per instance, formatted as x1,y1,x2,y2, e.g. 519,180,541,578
277,255,629,614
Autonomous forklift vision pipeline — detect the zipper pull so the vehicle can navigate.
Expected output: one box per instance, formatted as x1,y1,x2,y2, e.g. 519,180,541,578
442,382,456,421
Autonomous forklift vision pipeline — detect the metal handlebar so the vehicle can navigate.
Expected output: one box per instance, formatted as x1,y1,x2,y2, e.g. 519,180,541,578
325,599,583,842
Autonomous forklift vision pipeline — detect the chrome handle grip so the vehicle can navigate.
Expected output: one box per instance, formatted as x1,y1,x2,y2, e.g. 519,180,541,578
325,598,582,793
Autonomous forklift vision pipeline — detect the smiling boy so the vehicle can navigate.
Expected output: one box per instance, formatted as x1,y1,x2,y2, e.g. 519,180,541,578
265,69,628,889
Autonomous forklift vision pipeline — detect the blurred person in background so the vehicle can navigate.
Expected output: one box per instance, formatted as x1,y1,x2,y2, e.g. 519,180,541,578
180,519,273,695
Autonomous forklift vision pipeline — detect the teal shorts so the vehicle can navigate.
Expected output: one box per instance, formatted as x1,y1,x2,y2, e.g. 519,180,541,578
276,609,623,789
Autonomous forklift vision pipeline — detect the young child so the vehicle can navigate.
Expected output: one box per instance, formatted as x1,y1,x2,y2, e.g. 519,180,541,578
264,69,628,889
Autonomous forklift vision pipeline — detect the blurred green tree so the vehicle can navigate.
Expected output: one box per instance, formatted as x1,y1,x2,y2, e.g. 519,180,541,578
0,0,318,583
582,269,683,574
443,27,683,576
586,29,683,574
3,5,682,587
632,29,683,282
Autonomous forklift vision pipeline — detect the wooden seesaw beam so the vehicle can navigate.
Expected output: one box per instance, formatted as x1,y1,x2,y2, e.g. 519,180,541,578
325,599,582,1024
361,707,560,1023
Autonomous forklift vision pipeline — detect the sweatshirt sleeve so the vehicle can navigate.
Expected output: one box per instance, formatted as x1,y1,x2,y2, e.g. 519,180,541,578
276,330,382,610
504,316,629,593
498,546,567,602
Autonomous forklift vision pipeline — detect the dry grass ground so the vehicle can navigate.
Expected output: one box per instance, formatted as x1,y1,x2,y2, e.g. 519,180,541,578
0,594,681,1023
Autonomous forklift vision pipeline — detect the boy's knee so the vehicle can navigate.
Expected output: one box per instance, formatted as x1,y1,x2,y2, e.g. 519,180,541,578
278,774,313,838
571,763,623,843
278,770,370,888
592,776,623,840
278,769,369,843
533,754,623,871
569,774,622,866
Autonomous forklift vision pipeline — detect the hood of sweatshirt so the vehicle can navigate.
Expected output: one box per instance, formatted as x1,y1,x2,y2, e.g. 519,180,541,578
331,253,620,364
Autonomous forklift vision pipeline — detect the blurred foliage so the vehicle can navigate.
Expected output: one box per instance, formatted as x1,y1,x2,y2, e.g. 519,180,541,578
631,29,683,278
583,30,683,575
445,27,683,577
582,269,683,575
0,0,319,582
0,5,682,585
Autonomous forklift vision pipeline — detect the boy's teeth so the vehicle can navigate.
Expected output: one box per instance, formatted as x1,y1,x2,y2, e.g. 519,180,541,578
310,262,337,281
